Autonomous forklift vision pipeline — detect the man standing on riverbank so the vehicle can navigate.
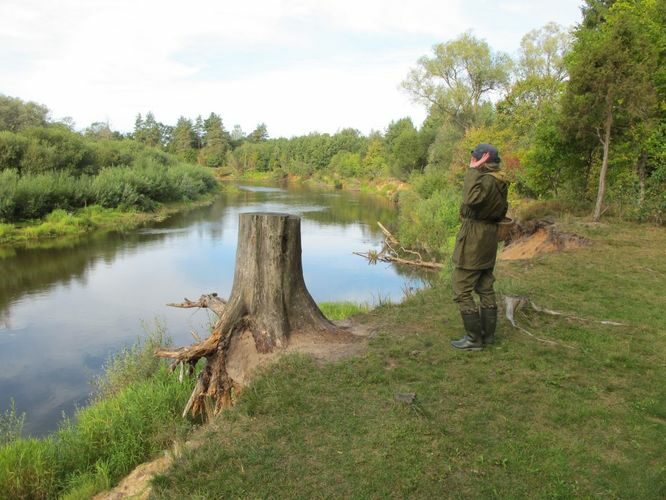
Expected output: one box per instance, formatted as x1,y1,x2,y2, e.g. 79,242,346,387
450,144,509,351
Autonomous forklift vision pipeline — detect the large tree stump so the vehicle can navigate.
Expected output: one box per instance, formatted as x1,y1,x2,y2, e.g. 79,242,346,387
157,213,340,417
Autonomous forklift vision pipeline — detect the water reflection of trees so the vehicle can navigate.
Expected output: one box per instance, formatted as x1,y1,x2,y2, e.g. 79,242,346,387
0,184,411,325
0,231,170,324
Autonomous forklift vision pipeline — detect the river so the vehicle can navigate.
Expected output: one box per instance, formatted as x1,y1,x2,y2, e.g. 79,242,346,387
0,182,425,436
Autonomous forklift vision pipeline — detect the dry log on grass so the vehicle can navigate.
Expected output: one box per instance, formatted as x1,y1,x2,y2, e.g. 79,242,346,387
156,213,341,417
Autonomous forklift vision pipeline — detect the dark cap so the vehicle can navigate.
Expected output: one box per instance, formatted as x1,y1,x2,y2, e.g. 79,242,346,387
471,143,500,163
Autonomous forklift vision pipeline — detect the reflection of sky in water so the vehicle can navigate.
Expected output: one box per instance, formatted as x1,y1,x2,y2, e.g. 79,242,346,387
0,184,425,436
236,185,286,193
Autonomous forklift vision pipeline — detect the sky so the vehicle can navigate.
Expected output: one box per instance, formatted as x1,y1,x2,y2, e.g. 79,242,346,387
0,0,584,138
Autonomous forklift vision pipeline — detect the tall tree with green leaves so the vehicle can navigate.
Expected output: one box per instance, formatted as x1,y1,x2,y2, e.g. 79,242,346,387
401,33,512,133
385,118,427,179
247,123,269,143
193,115,205,149
564,0,661,221
171,117,196,161
134,112,162,148
199,113,230,167
0,95,49,132
230,124,245,148
495,23,573,196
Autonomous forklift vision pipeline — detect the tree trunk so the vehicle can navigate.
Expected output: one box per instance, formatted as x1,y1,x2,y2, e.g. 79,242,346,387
593,99,613,222
156,213,338,416
636,150,647,208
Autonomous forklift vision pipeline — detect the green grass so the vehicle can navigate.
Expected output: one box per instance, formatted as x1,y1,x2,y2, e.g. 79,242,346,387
318,301,371,320
0,195,218,246
0,400,25,446
152,220,666,499
0,326,198,499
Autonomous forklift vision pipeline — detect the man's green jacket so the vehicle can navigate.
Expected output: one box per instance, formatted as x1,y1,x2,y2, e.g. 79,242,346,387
452,163,509,270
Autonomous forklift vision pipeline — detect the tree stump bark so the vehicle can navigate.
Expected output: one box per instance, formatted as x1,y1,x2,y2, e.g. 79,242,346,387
156,213,339,417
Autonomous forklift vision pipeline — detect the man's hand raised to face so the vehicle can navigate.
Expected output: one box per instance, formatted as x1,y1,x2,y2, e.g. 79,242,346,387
469,152,490,169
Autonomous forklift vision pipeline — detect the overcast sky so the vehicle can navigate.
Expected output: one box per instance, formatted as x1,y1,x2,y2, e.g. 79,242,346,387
0,0,583,138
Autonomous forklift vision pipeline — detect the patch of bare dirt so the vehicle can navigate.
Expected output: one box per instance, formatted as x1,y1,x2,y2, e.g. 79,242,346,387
499,220,589,261
93,454,172,500
93,319,372,499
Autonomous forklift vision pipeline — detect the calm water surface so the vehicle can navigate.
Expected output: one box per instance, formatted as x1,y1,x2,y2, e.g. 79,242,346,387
0,183,424,436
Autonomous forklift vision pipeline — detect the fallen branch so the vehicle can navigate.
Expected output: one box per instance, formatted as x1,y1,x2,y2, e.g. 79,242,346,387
355,222,444,270
167,293,227,317
503,295,628,349
353,251,443,269
503,296,575,349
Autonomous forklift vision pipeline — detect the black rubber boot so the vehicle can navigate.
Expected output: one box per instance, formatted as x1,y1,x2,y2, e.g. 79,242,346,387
480,307,498,345
451,311,483,351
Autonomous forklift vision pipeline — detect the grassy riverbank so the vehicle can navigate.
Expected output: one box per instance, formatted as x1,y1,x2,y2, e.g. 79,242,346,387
149,220,665,498
0,195,220,247
0,303,368,499
0,327,196,499
0,169,397,248
2,220,663,498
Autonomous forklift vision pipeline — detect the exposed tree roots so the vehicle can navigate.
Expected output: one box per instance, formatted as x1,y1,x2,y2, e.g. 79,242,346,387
155,213,342,418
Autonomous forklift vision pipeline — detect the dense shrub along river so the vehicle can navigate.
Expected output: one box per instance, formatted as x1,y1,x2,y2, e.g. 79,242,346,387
0,183,424,436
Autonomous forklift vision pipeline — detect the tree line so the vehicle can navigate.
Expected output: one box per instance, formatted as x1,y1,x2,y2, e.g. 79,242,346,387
0,98,217,222
130,0,662,225
1,0,662,234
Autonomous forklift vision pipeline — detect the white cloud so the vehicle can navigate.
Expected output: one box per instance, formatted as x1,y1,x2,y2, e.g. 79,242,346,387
0,0,583,136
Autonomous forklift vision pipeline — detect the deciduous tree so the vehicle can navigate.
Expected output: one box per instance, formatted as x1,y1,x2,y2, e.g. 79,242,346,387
401,33,512,133
564,0,660,221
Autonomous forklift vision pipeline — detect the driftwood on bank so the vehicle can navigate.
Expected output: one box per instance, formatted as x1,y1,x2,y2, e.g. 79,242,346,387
503,295,627,350
354,222,444,270
156,213,342,418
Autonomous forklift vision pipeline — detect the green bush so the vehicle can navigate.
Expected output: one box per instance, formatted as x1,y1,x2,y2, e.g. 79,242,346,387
0,160,216,222
134,147,175,168
329,151,362,178
409,165,452,199
13,172,91,220
0,131,29,172
89,139,141,170
21,126,94,175
397,187,461,259
0,169,18,220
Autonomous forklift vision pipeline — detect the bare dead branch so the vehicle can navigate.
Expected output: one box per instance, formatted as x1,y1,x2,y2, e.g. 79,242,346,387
503,295,628,350
353,251,444,270
354,221,444,270
167,293,227,317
